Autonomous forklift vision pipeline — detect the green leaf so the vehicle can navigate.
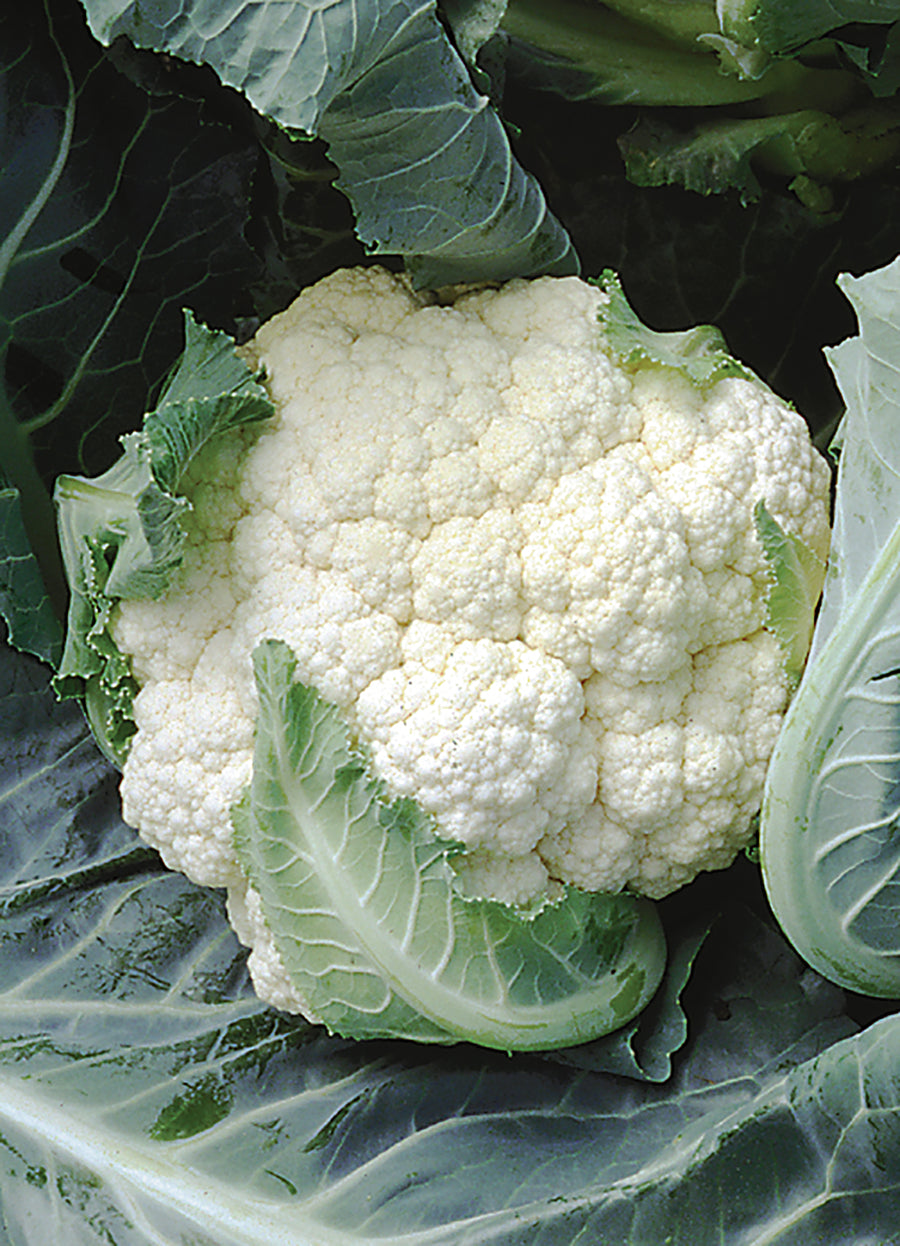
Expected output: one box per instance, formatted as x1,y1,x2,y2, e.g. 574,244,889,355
500,0,781,107
542,913,711,1080
755,500,826,687
232,639,667,1051
53,312,273,763
619,107,900,205
761,254,900,997
141,312,273,493
619,114,773,203
837,21,900,96
77,0,578,286
439,0,509,71
725,0,900,56
0,483,62,666
595,269,755,387
6,632,900,1243
0,0,264,644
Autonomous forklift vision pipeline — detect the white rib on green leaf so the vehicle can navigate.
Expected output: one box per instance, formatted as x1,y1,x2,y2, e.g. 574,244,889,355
232,640,667,1050
77,0,577,286
761,256,900,997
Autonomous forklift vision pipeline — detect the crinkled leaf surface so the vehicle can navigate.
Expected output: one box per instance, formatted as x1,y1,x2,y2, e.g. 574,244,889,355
77,0,578,286
52,313,273,763
618,114,777,204
596,269,754,387
7,631,900,1244
619,106,900,206
762,254,900,997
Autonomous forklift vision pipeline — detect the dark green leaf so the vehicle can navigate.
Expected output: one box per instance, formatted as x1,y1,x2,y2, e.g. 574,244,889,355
620,106,900,207
0,484,62,666
77,0,578,285
3,632,896,1245
836,21,900,96
746,0,900,55
0,0,264,635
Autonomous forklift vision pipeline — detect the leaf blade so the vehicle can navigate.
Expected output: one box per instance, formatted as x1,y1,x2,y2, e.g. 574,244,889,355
233,639,667,1051
0,634,891,1245
0,484,62,666
762,255,900,996
77,0,578,284
755,499,826,687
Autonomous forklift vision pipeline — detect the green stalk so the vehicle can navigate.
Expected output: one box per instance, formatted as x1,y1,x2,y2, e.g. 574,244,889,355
502,0,854,108
595,0,721,49
755,103,900,183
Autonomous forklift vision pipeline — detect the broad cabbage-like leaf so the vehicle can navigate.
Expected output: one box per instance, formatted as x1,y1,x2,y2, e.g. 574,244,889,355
762,254,900,996
9,631,900,1245
232,639,667,1050
77,0,578,287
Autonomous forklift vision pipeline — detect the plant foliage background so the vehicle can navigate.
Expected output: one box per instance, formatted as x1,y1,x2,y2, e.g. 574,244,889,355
6,0,900,1240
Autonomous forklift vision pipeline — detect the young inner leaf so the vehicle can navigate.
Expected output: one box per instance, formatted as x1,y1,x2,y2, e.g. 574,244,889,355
232,639,667,1051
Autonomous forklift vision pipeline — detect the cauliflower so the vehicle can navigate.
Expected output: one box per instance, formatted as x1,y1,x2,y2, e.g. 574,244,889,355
99,265,829,1021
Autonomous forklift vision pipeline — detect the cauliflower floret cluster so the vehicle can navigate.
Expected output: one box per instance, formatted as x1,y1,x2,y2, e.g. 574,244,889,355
113,266,830,927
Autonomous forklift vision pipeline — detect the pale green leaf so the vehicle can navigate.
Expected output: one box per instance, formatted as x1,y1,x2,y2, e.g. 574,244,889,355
232,639,667,1051
596,269,754,387
53,312,273,762
755,500,826,687
762,255,900,997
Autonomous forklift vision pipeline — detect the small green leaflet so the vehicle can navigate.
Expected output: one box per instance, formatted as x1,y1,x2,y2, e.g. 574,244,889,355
54,312,273,763
595,270,754,387
755,500,826,688
232,640,667,1051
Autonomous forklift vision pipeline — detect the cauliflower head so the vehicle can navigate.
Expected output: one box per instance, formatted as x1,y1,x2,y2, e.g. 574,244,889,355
111,265,830,937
